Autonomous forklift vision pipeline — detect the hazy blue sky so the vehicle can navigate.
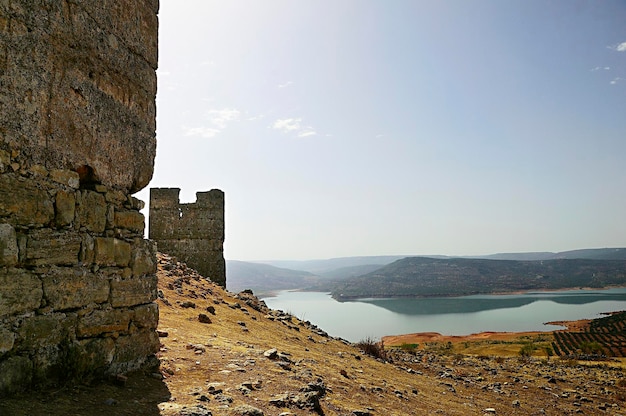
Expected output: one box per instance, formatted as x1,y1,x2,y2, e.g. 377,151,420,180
136,1,626,261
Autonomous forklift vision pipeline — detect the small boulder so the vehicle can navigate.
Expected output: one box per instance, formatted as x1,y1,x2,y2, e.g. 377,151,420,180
198,314,212,324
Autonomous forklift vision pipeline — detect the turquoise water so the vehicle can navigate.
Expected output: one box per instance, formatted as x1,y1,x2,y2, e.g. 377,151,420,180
262,288,626,343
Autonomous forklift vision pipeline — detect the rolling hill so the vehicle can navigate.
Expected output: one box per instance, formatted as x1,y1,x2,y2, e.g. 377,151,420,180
226,260,321,296
329,256,626,299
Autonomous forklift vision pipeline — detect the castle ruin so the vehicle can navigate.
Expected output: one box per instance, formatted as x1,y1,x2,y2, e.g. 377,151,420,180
149,188,226,287
0,1,159,393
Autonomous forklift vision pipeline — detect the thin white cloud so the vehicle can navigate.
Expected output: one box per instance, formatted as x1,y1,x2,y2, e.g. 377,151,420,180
272,117,317,137
278,81,294,88
207,108,240,129
272,118,302,132
610,77,624,85
608,41,626,52
590,66,610,71
183,126,220,138
298,130,317,138
182,108,241,139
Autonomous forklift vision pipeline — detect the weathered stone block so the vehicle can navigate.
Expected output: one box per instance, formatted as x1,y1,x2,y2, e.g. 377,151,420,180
49,169,80,189
0,150,10,173
110,275,157,308
55,190,76,227
0,223,18,266
105,189,126,204
132,303,158,330
31,344,65,384
0,268,42,318
16,314,74,351
0,356,32,395
114,210,144,233
110,329,159,373
24,229,81,266
0,328,15,356
70,337,115,376
131,238,156,277
94,237,131,267
29,164,48,177
77,308,132,338
76,191,107,233
79,233,95,265
42,267,109,311
0,174,54,226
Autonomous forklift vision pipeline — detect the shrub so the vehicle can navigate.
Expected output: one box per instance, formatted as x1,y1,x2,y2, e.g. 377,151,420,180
355,337,387,361
399,343,418,352
519,342,536,357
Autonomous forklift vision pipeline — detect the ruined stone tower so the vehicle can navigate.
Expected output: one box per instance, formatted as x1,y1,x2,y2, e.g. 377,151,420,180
0,1,159,393
149,188,226,287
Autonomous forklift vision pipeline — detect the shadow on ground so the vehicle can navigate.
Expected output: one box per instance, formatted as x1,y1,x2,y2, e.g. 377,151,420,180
0,372,170,416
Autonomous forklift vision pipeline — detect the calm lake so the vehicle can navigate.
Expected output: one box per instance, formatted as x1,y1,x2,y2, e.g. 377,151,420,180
262,288,626,343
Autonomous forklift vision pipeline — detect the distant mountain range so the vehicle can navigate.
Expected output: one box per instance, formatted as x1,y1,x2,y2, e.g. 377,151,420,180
226,248,626,298
226,260,319,296
472,248,626,261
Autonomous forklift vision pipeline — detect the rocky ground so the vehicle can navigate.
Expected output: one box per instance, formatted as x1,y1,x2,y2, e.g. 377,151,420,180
1,253,625,415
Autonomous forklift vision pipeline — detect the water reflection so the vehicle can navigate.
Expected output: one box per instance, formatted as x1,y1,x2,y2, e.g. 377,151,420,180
357,288,626,316
263,288,626,342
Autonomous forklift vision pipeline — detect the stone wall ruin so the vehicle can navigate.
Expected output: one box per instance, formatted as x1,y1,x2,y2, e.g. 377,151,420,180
0,0,159,394
149,188,226,287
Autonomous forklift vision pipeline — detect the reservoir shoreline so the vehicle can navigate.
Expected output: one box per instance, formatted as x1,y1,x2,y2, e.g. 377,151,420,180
262,287,626,343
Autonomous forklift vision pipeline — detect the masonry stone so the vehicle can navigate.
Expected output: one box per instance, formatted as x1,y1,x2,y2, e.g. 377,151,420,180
24,229,82,267
16,314,74,352
0,0,159,394
76,191,108,233
114,209,145,233
0,224,18,266
54,190,76,227
0,174,55,226
41,267,110,311
110,274,158,308
77,308,132,338
149,188,226,287
0,269,43,318
0,328,15,356
131,238,157,277
0,356,33,395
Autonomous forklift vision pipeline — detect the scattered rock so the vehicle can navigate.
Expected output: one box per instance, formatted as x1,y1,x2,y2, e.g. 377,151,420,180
198,314,212,324
232,404,264,416
181,301,196,308
214,393,233,403
269,393,290,407
157,329,169,337
179,405,212,416
264,348,278,359
206,305,216,314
